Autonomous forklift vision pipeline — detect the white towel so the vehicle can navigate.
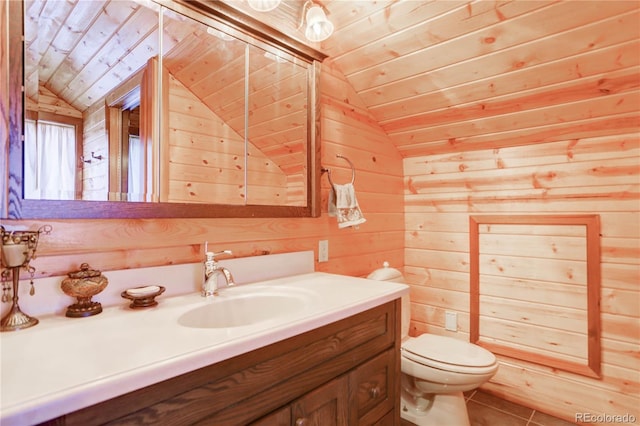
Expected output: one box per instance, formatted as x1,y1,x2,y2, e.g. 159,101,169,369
328,183,366,229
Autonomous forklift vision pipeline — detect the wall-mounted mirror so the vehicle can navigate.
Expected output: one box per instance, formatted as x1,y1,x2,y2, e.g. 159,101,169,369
4,0,324,219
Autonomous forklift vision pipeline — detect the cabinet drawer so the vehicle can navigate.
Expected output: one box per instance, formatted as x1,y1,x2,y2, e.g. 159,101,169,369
349,348,396,425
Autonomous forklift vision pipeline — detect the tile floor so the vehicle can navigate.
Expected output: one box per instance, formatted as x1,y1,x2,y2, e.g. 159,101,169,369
465,390,578,426
401,390,578,426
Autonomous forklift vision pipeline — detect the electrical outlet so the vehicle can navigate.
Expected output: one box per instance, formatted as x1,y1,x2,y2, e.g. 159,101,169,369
445,311,457,332
318,240,329,262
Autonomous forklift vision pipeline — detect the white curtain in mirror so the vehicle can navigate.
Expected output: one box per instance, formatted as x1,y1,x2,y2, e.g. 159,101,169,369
24,120,76,200
127,135,144,202
127,135,153,202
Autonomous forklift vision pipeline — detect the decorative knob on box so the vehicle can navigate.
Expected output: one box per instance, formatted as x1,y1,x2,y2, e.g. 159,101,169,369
61,263,108,318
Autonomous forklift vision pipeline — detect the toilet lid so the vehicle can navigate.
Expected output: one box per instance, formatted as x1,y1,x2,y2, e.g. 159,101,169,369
402,334,496,371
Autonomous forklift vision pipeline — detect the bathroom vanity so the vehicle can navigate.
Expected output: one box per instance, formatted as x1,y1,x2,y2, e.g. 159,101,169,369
0,272,407,425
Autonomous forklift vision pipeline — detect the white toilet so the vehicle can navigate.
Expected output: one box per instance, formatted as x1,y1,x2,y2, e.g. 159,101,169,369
368,263,499,426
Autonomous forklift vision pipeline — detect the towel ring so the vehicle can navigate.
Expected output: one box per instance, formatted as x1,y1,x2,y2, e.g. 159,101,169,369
322,154,356,186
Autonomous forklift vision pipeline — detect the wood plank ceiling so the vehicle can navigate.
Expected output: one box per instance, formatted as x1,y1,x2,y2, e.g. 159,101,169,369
227,0,640,157
29,0,640,159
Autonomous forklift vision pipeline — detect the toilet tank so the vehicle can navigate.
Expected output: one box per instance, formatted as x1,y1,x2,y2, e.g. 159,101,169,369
367,261,404,283
367,262,410,339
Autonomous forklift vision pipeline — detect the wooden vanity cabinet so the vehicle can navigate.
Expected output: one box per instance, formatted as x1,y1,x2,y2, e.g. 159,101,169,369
249,348,396,426
43,299,401,426
253,375,349,426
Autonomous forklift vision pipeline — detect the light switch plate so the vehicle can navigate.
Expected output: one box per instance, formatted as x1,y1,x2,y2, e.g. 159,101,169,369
445,311,457,332
318,240,329,262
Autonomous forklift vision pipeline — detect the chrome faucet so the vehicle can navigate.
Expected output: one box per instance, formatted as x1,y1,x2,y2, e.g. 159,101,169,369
203,250,235,297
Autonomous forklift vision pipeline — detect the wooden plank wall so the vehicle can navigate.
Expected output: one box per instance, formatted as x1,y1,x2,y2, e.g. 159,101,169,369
404,133,640,422
23,83,106,201
81,100,109,200
477,223,591,367
166,73,288,205
78,66,301,206
0,61,405,283
285,173,305,207
28,85,81,119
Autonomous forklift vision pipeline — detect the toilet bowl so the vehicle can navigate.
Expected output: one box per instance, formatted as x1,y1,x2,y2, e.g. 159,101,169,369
367,263,499,426
400,334,498,425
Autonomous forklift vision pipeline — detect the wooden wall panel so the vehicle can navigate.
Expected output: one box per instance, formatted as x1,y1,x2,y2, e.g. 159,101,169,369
33,85,82,119
1,60,405,283
470,215,601,378
167,73,288,204
404,133,640,423
81,102,109,201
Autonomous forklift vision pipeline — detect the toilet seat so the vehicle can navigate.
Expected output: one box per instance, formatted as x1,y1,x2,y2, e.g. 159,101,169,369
401,334,497,375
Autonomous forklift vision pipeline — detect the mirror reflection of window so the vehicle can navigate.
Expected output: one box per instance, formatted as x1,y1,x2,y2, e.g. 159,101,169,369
26,0,161,203
24,119,78,200
124,105,152,202
127,134,145,201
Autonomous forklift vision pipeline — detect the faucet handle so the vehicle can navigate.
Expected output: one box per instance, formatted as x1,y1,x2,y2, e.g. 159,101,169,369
208,250,232,261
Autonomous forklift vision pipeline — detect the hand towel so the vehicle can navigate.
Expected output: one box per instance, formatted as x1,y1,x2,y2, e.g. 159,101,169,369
328,183,366,229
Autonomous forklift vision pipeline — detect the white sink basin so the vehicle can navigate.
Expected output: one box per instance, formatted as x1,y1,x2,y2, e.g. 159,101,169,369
177,287,311,328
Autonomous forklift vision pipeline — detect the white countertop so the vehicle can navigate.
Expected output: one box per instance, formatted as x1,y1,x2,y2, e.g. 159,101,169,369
0,272,408,425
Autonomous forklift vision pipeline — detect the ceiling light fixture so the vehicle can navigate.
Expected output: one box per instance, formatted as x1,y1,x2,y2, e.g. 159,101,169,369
247,0,281,12
303,2,333,42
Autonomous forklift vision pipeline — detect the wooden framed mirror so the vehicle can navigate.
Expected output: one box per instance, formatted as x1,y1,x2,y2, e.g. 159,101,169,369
3,0,325,219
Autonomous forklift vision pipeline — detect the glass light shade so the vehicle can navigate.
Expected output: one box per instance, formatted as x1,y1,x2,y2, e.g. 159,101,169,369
304,5,333,42
247,0,281,12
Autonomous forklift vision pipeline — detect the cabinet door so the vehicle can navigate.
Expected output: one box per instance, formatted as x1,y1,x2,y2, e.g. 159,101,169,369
349,349,396,425
291,376,349,426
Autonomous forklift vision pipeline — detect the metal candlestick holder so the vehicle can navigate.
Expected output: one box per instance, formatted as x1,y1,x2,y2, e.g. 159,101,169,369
0,225,52,332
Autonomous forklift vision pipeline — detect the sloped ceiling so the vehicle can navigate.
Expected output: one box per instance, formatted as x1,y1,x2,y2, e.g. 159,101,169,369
226,0,640,157
28,0,640,159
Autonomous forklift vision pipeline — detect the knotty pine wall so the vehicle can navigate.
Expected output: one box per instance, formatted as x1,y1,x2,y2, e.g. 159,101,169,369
53,62,297,204
82,99,109,200
166,73,289,205
26,85,81,119
1,59,405,286
404,132,639,423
